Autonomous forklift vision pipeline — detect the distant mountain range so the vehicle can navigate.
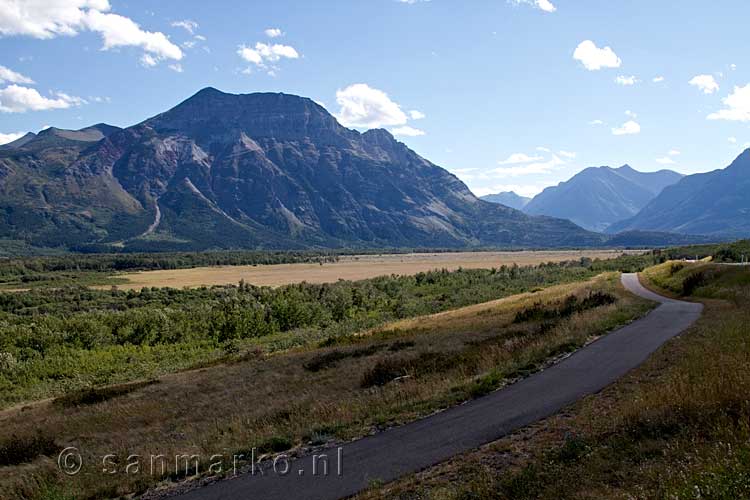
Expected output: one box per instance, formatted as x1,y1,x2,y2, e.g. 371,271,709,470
523,165,684,232
0,88,606,252
608,150,750,237
480,191,531,210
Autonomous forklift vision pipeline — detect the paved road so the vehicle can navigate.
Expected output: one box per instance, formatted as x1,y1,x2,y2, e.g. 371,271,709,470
174,274,702,500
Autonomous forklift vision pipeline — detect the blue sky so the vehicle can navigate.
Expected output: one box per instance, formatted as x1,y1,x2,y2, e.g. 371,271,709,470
1,0,749,198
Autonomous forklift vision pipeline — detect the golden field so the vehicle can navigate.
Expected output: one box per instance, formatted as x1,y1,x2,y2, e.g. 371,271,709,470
106,250,641,290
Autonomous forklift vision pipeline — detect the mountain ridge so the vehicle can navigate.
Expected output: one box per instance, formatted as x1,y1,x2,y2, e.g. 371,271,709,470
0,87,604,251
607,149,750,237
523,165,683,232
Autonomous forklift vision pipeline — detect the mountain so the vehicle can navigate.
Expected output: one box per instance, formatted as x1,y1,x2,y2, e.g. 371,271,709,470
480,191,531,210
0,88,603,251
523,165,683,232
607,150,750,238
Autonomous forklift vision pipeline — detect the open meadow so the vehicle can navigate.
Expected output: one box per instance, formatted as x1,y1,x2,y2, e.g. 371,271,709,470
105,250,641,290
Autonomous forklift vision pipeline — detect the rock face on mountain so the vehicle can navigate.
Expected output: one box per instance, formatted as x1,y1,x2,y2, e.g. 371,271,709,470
608,150,750,238
0,88,602,251
523,165,683,232
480,191,531,210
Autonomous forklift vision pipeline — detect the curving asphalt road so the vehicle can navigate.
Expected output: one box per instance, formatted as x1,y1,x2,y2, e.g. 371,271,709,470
173,273,702,500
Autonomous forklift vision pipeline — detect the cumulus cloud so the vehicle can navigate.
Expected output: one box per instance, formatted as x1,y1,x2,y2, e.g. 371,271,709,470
589,119,605,126
509,0,556,13
612,120,641,136
0,84,84,113
0,131,25,144
498,152,543,165
264,28,283,38
653,76,665,83
171,19,197,34
334,83,408,128
688,74,719,94
573,40,621,71
0,65,34,84
409,110,425,120
615,75,638,86
237,42,299,68
728,136,737,144
707,84,750,122
669,149,680,156
0,0,182,64
656,157,675,165
391,126,425,137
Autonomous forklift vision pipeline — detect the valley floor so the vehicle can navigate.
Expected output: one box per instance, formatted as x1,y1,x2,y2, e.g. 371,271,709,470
101,250,640,290
0,270,652,499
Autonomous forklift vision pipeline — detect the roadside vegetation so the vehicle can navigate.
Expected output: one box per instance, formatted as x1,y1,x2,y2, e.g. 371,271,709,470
0,253,650,406
0,253,654,499
363,260,750,500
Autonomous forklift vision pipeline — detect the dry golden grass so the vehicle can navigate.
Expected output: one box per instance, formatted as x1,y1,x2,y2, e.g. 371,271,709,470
103,250,639,290
0,272,652,499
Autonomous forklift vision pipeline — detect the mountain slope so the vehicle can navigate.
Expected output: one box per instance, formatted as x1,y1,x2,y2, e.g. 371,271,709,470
0,88,602,250
480,191,531,210
607,150,750,237
523,165,683,232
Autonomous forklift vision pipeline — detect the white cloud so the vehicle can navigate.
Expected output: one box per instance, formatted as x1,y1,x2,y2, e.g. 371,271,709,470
397,0,431,3
707,84,750,122
573,40,621,71
730,64,737,71
140,53,157,67
656,157,675,165
653,76,665,83
728,136,737,144
194,34,206,41
612,120,641,136
588,119,604,126
625,110,637,118
688,74,719,94
171,19,197,35
409,110,425,120
334,83,408,128
0,65,34,84
558,150,576,159
509,0,556,13
85,10,182,61
237,42,299,68
536,146,551,152
0,1,182,64
498,152,543,165
615,75,638,86
669,149,681,156
168,63,183,73
0,84,84,113
0,131,25,144
391,126,425,137
264,28,283,38
493,155,565,176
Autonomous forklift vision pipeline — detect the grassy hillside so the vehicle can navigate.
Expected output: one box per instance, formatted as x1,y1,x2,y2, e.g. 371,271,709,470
364,261,750,499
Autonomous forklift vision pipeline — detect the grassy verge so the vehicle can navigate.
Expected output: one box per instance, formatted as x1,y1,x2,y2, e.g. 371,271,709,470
0,272,653,499
361,263,750,500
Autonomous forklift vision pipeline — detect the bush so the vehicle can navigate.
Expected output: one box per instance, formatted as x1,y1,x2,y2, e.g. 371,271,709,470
682,272,706,296
0,433,59,466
